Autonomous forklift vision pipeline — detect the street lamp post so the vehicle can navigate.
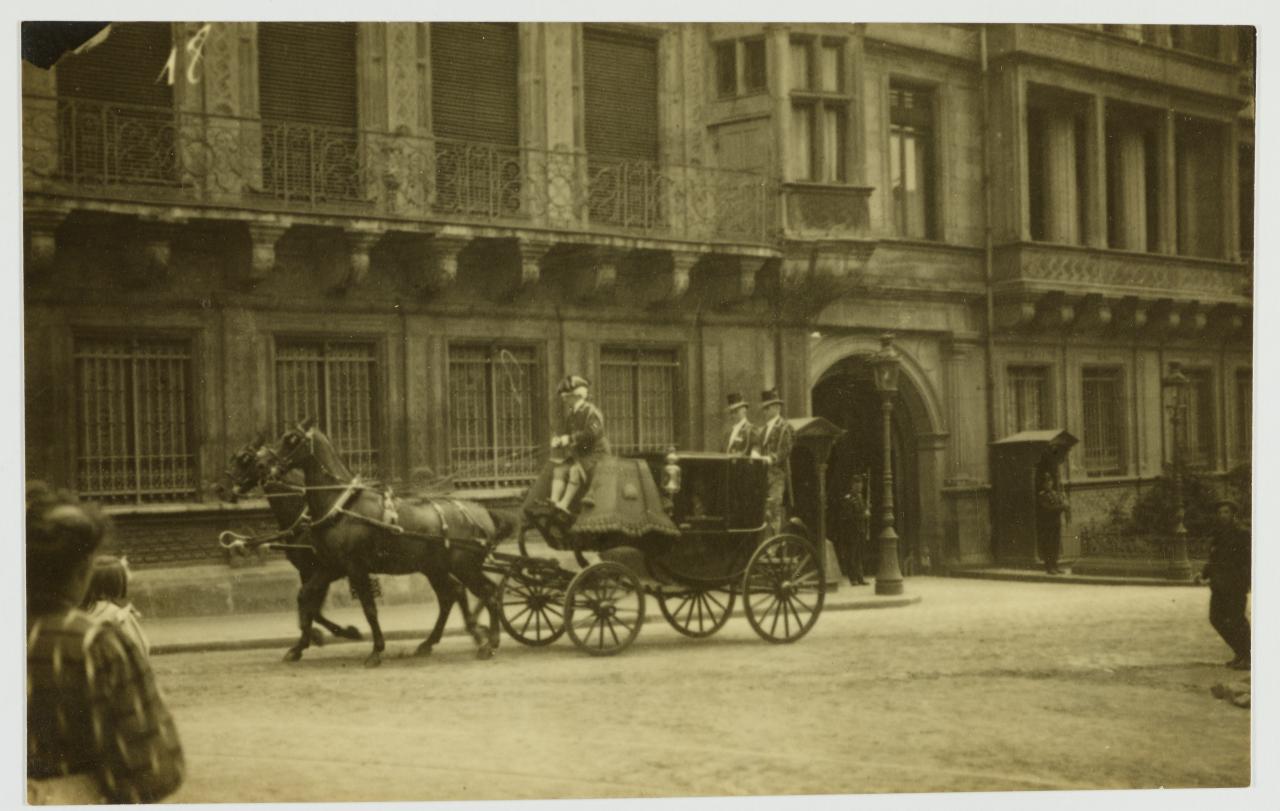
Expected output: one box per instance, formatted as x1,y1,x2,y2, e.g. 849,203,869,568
871,333,905,596
1163,362,1192,581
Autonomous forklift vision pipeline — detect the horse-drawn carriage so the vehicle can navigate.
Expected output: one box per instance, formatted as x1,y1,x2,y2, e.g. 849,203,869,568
219,421,826,664
494,450,827,655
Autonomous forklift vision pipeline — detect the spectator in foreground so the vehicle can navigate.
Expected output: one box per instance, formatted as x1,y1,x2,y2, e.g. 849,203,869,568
81,555,150,656
1204,499,1251,671
26,482,185,804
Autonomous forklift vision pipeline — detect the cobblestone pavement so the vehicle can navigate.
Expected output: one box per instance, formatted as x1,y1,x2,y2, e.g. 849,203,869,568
152,577,1250,803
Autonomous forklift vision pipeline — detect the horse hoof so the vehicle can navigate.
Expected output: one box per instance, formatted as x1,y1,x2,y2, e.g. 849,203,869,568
283,649,303,663
339,626,363,641
308,628,326,647
364,653,382,668
414,642,433,657
475,644,494,661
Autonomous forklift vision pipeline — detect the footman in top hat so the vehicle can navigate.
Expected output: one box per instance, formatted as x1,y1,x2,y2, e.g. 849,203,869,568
721,392,757,456
755,387,794,534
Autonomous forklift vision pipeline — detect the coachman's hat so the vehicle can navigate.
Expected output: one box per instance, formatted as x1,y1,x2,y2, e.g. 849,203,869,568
761,387,783,408
557,374,590,394
726,392,748,413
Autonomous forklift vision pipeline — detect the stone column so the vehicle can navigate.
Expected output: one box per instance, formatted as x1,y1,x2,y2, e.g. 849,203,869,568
1115,126,1148,251
1085,96,1108,248
1042,110,1079,244
1158,110,1178,254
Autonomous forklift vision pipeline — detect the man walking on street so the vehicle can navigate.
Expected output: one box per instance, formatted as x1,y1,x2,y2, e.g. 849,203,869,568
755,387,794,535
722,393,756,456
1204,499,1251,670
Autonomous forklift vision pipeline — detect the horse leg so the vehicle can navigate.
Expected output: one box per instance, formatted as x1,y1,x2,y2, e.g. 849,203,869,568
454,556,499,660
289,553,327,648
285,570,328,662
310,573,362,641
415,569,456,657
350,571,385,668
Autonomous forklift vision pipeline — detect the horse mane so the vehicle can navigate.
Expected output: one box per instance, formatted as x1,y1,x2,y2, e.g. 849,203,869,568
306,426,357,482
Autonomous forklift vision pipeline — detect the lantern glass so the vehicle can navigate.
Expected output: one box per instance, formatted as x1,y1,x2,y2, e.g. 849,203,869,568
871,334,900,394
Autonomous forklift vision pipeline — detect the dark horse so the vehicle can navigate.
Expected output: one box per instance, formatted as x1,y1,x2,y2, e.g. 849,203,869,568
218,439,365,659
269,420,507,667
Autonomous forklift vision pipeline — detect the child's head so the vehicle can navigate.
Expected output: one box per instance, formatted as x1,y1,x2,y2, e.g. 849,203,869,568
80,555,131,608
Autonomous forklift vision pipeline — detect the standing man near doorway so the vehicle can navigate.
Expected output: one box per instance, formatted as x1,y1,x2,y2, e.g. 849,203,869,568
755,387,794,535
722,392,756,456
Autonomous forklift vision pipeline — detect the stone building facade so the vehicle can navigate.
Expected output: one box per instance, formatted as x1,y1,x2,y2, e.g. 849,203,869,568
22,23,1253,575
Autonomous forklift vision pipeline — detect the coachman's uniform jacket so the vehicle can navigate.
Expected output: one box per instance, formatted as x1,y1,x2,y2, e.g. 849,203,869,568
561,399,611,476
27,607,185,803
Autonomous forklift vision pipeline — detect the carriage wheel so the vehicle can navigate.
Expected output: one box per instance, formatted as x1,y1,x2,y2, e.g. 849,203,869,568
497,567,567,647
564,562,645,656
743,534,825,644
657,586,736,639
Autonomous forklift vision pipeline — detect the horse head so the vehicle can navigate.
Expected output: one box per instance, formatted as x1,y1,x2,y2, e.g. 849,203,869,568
270,418,353,484
218,434,271,502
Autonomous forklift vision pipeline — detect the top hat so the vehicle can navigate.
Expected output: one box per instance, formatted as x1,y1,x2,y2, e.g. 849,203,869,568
726,392,748,413
760,387,783,408
557,374,590,394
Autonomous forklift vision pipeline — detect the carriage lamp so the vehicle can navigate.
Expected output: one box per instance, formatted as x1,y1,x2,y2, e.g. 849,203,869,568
662,449,682,513
1162,362,1192,581
871,333,905,596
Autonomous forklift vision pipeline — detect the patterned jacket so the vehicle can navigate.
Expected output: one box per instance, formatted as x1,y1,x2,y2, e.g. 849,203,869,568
27,606,185,802
758,416,794,485
721,418,757,456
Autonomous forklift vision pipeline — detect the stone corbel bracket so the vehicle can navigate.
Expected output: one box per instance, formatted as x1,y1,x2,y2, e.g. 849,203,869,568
246,221,290,285
130,216,186,284
426,232,472,294
341,227,385,290
517,237,554,288
25,208,68,271
574,246,622,301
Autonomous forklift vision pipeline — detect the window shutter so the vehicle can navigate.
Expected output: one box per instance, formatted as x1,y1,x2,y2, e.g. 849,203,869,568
431,23,519,145
56,22,173,107
583,28,659,162
258,22,358,128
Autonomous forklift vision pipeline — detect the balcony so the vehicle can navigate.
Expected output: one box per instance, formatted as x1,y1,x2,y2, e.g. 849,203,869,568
984,25,1243,102
992,242,1251,337
780,182,872,238
23,96,776,248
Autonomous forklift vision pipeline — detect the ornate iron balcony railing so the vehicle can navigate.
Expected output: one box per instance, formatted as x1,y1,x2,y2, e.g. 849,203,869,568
24,96,777,246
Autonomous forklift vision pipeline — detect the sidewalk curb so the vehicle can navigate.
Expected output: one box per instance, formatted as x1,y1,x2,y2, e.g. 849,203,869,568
150,593,922,656
948,569,1204,587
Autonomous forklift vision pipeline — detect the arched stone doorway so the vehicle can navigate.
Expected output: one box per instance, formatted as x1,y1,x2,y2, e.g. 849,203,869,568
811,348,945,577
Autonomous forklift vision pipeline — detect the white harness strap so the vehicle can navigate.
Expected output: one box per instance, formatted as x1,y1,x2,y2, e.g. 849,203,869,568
382,487,400,527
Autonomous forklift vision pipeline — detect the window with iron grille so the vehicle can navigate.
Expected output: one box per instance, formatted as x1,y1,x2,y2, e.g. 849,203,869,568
890,83,938,239
275,339,380,478
1081,367,1125,477
1236,368,1251,463
73,335,196,504
1006,365,1049,435
599,347,681,455
447,344,541,487
1184,368,1216,468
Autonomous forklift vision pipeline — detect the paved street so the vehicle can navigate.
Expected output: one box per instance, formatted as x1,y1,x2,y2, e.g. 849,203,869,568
153,577,1249,803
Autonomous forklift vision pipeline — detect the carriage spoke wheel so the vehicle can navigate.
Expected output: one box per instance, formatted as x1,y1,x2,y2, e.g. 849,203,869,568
657,586,736,639
497,568,567,647
564,562,645,656
743,534,825,644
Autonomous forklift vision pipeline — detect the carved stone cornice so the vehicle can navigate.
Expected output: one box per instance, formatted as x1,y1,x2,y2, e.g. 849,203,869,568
993,242,1251,306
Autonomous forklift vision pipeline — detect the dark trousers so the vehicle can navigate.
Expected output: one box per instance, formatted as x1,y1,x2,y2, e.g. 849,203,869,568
1209,585,1251,660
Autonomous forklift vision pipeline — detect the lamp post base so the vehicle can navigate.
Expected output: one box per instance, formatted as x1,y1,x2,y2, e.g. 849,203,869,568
875,528,905,596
